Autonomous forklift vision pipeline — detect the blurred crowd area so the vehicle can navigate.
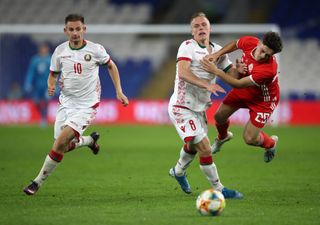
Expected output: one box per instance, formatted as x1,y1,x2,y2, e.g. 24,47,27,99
0,0,319,101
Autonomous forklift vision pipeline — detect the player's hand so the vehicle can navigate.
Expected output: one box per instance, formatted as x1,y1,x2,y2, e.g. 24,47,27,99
47,85,56,96
206,83,226,96
200,57,220,74
117,92,129,107
236,59,247,74
204,53,220,63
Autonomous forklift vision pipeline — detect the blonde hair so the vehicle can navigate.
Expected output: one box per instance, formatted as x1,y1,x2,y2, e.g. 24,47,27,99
190,12,208,24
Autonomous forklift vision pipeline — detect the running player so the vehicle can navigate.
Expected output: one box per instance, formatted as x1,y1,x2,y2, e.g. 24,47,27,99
23,14,129,195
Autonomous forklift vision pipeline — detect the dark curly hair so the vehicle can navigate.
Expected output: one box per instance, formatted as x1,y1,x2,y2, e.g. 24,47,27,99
263,31,283,54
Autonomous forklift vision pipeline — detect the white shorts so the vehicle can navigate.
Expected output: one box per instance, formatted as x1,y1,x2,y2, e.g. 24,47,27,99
54,105,97,139
168,105,208,144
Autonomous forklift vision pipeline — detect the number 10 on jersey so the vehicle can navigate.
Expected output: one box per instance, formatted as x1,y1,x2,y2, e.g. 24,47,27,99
74,63,82,74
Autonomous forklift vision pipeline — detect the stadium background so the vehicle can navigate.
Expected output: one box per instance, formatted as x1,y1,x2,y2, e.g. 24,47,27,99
0,0,320,125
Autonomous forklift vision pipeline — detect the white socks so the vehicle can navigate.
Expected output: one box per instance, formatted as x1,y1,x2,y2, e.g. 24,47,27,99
34,155,59,186
74,136,93,148
200,162,224,191
174,147,196,176
173,146,224,192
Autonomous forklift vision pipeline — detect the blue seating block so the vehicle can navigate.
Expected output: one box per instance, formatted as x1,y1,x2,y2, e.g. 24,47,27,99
100,58,153,99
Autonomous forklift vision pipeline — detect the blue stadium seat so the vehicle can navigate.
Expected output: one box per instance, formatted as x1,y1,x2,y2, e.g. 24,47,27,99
99,58,153,99
303,92,317,101
288,92,300,101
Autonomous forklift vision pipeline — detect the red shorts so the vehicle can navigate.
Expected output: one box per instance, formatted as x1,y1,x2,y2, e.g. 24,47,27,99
223,90,279,128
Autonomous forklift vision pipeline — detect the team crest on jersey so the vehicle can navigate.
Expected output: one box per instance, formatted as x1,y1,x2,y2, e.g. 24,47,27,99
84,54,92,61
248,63,253,73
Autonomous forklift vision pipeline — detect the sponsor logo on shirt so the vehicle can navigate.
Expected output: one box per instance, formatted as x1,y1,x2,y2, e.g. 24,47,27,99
180,126,186,132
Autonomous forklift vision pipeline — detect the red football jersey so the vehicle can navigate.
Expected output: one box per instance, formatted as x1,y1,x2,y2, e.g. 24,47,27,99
234,36,280,103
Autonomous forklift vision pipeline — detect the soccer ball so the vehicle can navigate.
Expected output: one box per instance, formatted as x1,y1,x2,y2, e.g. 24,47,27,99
196,189,226,216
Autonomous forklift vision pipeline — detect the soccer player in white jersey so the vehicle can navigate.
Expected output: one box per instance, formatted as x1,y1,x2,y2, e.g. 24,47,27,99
168,12,243,199
24,14,129,195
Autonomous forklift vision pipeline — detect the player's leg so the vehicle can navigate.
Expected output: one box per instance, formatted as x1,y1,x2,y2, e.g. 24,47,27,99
243,120,278,162
195,111,242,199
171,143,197,176
39,96,48,127
194,136,223,190
24,126,76,195
168,106,200,194
34,90,48,127
66,107,100,154
24,106,98,195
212,103,238,153
169,142,196,194
68,132,100,154
193,136,243,199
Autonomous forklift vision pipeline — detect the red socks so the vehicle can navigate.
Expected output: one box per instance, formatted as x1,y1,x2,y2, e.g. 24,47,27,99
259,132,275,149
200,155,213,165
216,120,230,140
48,150,64,162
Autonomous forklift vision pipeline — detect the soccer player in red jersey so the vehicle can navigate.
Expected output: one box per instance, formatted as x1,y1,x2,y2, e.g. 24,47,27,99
200,32,283,163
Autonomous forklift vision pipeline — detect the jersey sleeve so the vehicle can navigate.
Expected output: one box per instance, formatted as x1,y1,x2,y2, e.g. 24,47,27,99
236,36,259,52
96,44,111,65
217,53,232,72
177,41,193,62
49,48,60,73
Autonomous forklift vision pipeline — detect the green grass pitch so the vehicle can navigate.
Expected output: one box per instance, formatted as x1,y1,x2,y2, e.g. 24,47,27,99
0,125,319,225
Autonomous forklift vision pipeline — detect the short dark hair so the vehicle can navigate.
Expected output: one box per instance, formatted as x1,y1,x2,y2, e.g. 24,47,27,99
65,14,84,24
190,12,208,24
263,31,283,54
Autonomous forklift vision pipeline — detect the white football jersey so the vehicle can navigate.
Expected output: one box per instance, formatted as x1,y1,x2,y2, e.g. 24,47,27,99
50,40,110,108
169,39,232,112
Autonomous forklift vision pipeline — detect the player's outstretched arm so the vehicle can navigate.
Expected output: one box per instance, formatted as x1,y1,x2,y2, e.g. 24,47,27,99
106,60,129,106
207,40,238,63
200,58,253,89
